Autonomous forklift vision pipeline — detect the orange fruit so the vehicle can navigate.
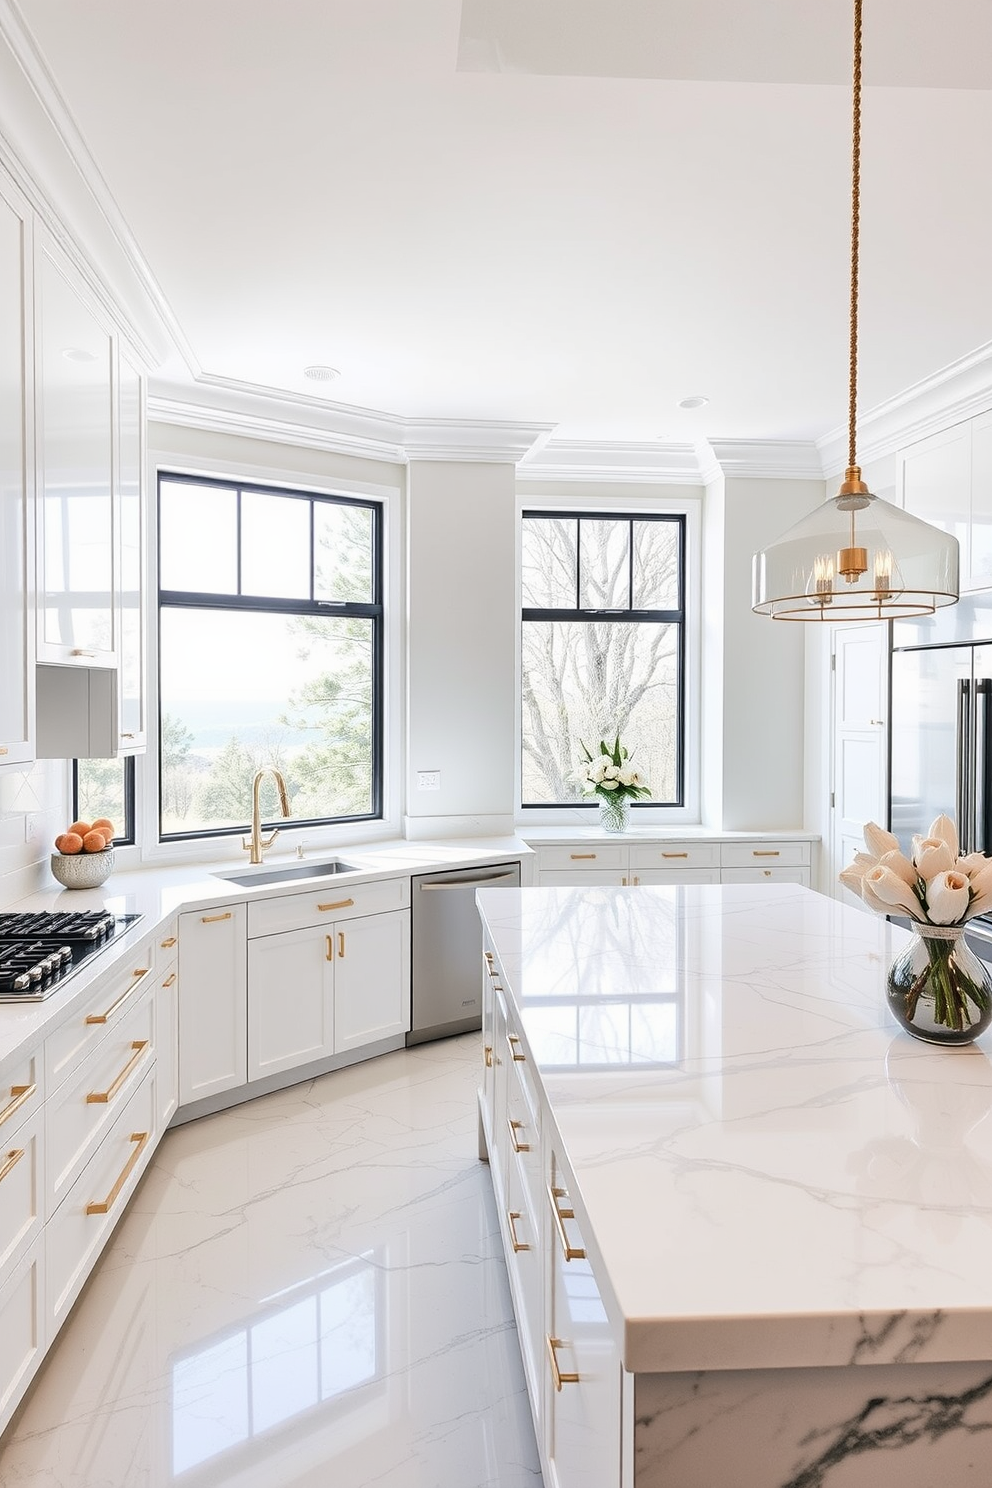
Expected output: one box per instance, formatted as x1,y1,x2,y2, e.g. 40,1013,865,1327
91,817,115,837
68,820,91,838
55,832,84,854
82,830,108,853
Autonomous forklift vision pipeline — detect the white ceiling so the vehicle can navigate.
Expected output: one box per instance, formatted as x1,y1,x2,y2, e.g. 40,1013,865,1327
10,0,992,448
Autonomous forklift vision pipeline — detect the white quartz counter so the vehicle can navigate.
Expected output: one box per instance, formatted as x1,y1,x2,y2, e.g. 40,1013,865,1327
0,835,530,1081
476,882,992,1376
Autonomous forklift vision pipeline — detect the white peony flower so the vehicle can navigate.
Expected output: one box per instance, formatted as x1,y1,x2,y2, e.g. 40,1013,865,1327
861,864,925,921
913,838,955,880
924,870,972,924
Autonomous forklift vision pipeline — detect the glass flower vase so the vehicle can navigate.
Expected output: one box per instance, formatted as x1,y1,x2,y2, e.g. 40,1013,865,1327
598,792,630,834
887,924,992,1046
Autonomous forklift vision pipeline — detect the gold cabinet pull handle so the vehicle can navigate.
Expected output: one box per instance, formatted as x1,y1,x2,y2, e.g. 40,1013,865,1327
548,1184,586,1261
0,1148,24,1185
570,853,596,860
506,1033,526,1063
0,746,8,756
338,931,345,958
318,897,354,912
70,649,96,657
86,1041,149,1104
507,1117,530,1153
160,936,177,948
0,1083,35,1129
547,1336,579,1391
85,968,150,1025
201,911,233,924
484,1044,493,1068
325,934,334,962
86,1131,149,1215
662,852,688,859
752,850,781,857
507,1210,530,1253
161,972,177,988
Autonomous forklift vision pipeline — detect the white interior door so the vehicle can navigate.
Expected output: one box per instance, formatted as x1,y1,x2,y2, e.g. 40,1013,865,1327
831,623,888,906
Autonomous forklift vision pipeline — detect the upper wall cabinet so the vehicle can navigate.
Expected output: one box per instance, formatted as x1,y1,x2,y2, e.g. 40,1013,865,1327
116,351,146,751
35,239,117,668
0,174,34,767
898,417,992,594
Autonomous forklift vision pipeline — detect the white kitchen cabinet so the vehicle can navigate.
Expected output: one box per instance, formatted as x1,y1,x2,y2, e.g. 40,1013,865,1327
115,350,146,751
247,906,410,1079
178,903,248,1104
155,921,179,1129
898,416,992,592
970,410,992,591
0,172,34,769
528,836,813,888
0,1241,43,1438
334,909,410,1051
35,238,117,668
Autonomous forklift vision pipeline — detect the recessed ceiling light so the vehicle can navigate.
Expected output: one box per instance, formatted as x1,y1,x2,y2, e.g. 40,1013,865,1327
677,395,709,410
62,347,98,363
304,365,340,383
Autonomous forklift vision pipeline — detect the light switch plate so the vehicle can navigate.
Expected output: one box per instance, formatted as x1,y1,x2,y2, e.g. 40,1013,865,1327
417,770,440,790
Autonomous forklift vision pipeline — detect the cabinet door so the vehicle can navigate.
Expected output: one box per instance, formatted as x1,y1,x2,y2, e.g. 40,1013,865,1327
36,244,117,666
156,957,179,1130
899,422,971,584
537,870,628,887
247,924,333,1080
970,411,992,592
632,868,720,885
0,174,33,767
178,905,247,1104
116,351,145,750
333,909,410,1053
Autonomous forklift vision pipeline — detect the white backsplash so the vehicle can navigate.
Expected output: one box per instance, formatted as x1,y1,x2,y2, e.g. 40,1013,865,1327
0,759,69,907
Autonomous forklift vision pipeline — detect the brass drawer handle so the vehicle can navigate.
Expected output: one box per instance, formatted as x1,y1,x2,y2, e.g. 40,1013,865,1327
161,972,177,988
662,852,688,859
547,1336,579,1391
570,853,596,860
338,931,345,958
507,1117,530,1153
201,911,232,923
70,649,96,658
0,1148,24,1185
752,850,781,857
506,1033,526,1063
325,934,334,962
86,1041,149,1104
507,1210,530,1253
484,1045,493,1068
318,897,354,912
0,746,8,756
0,1083,36,1129
160,936,177,948
86,1131,149,1215
85,968,150,1025
548,1184,586,1261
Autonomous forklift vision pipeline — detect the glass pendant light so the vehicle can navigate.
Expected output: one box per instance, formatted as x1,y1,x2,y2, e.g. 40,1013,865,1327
752,0,959,622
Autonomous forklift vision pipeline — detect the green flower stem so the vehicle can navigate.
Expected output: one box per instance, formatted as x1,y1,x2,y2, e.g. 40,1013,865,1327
909,934,992,1031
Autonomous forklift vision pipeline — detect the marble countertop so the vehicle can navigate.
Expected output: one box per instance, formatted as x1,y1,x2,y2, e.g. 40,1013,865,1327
0,835,530,1080
476,882,992,1375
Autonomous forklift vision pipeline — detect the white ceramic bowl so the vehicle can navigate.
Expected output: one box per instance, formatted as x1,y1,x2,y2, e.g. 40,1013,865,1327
50,848,115,890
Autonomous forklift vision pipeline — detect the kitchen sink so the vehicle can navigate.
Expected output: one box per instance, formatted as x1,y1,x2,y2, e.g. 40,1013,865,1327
214,859,359,888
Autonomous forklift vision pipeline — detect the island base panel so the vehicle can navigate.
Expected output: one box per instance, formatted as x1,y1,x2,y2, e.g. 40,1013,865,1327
634,1359,992,1487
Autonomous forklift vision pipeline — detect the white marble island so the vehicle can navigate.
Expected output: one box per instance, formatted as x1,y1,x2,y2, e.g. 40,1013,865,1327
476,882,992,1488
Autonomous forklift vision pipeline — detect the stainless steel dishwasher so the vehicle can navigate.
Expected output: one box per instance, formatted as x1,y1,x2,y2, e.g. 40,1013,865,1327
408,861,521,1044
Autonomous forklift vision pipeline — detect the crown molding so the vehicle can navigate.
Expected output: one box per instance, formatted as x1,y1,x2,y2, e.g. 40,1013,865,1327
818,341,992,477
517,440,703,484
705,439,826,482
402,417,554,464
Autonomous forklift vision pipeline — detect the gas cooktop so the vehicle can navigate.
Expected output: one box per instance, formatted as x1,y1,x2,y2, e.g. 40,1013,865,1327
0,909,142,1002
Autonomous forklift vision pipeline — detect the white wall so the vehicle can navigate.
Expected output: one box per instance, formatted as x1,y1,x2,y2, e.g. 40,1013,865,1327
405,459,517,835
0,759,69,904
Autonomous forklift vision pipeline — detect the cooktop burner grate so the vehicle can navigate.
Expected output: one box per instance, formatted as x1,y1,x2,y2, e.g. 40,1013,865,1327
0,911,142,1001
0,910,117,942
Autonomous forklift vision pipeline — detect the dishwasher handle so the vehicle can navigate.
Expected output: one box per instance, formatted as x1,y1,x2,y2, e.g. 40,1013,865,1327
419,870,519,890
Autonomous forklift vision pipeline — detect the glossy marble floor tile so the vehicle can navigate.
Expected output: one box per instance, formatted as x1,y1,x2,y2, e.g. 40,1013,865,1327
0,1034,544,1487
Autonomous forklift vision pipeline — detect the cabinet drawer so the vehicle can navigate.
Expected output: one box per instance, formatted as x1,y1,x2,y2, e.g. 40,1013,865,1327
722,866,810,885
156,917,179,962
246,875,409,938
0,1105,43,1278
47,989,154,1212
720,842,809,868
0,1241,44,1438
45,936,156,1089
628,842,720,870
47,1066,156,1334
536,844,627,872
0,1046,43,1141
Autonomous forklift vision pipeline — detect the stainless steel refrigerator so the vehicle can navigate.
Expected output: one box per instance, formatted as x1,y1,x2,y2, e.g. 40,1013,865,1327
891,591,992,951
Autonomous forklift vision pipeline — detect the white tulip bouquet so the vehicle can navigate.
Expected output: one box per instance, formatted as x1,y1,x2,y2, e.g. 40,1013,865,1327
840,815,992,1035
577,735,651,802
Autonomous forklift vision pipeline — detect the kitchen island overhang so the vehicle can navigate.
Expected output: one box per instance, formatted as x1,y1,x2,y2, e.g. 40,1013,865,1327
477,881,992,1487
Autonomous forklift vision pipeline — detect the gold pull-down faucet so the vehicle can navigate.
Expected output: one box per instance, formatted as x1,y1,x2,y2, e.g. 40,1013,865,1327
242,768,292,864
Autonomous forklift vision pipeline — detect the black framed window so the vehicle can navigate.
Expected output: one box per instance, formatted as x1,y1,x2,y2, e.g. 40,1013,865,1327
521,511,685,807
73,757,135,844
157,473,383,842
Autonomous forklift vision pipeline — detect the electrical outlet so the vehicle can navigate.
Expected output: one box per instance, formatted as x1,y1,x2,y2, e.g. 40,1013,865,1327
417,770,441,791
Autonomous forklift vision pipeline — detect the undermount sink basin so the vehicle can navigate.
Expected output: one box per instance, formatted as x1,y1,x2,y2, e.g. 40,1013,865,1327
215,858,359,888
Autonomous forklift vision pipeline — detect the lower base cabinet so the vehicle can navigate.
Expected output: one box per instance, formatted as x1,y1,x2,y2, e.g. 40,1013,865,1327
178,903,248,1104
